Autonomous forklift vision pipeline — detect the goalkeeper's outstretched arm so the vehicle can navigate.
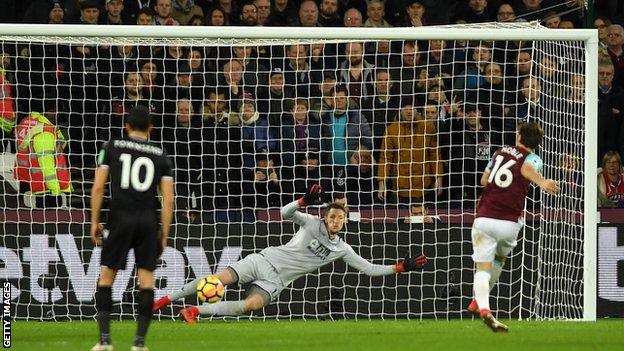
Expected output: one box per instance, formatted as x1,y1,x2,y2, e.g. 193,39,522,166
342,245,428,276
281,184,323,225
280,200,310,226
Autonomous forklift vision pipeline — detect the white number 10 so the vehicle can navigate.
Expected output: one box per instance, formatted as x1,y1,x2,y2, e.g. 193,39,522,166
487,155,516,188
119,153,155,192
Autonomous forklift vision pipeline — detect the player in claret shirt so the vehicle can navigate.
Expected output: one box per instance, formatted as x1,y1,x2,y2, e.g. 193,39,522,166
153,184,428,323
467,122,560,332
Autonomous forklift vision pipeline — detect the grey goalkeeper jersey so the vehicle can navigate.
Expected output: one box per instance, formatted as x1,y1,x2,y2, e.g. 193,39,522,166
260,201,396,285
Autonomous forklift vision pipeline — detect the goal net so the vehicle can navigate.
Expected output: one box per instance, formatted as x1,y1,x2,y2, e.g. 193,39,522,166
0,23,597,321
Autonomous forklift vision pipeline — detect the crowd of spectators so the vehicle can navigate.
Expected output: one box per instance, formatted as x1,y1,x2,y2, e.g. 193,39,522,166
0,0,621,219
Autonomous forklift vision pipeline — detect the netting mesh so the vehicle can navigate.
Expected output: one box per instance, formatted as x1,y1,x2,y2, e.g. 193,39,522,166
0,23,589,320
530,39,585,319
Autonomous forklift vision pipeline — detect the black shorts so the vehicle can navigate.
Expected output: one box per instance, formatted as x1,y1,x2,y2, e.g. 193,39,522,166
100,209,159,271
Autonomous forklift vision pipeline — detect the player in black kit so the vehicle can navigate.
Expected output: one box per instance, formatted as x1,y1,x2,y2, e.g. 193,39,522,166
89,106,174,351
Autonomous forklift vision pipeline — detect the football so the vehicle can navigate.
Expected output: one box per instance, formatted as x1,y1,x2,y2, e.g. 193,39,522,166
196,275,225,303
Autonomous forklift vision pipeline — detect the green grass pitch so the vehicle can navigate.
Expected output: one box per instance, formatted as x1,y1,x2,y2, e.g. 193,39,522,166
11,319,624,351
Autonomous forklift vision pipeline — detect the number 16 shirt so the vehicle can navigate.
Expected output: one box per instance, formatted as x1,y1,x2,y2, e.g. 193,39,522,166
476,145,543,222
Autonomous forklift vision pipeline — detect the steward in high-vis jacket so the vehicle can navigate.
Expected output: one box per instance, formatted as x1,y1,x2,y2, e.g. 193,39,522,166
14,111,72,196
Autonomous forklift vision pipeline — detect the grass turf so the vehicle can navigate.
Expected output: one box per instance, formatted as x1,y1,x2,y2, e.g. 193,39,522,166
10,319,624,351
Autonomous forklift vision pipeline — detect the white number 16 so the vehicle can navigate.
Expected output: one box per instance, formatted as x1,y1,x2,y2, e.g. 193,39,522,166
488,155,516,188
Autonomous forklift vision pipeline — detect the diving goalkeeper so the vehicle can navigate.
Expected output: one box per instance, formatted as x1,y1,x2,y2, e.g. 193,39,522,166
153,184,428,323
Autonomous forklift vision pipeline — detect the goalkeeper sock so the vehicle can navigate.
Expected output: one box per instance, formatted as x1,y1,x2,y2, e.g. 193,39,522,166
134,289,154,347
473,270,491,311
489,259,504,292
95,286,112,345
197,301,247,316
170,277,203,301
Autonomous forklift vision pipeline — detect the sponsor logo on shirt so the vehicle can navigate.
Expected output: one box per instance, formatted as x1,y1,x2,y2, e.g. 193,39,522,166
307,239,331,261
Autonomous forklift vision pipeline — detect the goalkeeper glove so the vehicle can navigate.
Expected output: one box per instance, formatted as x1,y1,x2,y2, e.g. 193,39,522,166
395,255,428,273
297,184,323,207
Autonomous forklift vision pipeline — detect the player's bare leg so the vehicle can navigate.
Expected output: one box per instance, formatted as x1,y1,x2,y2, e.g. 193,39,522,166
153,268,238,312
180,289,269,324
91,267,117,351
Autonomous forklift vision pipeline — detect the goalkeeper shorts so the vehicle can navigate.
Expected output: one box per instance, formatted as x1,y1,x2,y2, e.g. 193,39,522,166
228,253,285,302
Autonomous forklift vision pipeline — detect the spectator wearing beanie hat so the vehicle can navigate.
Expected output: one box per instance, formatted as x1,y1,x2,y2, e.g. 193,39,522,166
404,0,427,27
23,0,65,23
239,91,278,168
48,1,65,24
78,0,101,24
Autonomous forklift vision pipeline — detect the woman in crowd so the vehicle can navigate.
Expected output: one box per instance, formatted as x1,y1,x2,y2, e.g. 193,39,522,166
598,151,624,208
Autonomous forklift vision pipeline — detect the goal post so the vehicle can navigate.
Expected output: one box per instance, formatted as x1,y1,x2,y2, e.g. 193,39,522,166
583,29,598,322
0,23,598,321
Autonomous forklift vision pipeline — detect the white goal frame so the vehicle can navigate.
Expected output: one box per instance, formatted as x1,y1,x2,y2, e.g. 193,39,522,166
0,23,598,321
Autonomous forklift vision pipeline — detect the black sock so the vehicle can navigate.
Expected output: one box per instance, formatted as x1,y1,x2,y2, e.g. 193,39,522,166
134,289,154,347
95,286,112,345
